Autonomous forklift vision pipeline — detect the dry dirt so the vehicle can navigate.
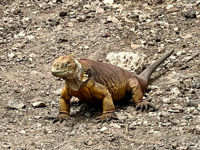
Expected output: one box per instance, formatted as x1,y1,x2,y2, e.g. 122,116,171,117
0,0,200,150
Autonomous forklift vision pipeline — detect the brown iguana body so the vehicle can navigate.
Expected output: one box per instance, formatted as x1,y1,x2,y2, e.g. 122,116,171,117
51,50,174,122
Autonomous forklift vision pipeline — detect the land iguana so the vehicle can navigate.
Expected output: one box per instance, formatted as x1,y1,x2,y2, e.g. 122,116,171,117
51,50,174,122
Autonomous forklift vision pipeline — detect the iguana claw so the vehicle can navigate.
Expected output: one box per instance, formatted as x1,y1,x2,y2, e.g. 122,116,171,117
136,101,157,112
53,113,71,123
95,112,118,123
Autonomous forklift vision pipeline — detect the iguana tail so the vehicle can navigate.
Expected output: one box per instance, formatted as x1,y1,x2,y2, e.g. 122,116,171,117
139,49,174,84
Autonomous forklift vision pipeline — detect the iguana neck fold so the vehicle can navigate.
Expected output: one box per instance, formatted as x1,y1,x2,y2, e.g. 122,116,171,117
65,58,88,91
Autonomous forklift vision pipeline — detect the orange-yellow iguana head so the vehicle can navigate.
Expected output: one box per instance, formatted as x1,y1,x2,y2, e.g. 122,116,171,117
51,54,81,79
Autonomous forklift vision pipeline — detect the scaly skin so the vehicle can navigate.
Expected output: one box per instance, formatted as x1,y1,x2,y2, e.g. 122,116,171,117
51,50,174,122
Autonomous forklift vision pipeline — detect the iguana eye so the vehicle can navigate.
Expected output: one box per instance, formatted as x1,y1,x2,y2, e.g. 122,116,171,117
64,63,68,67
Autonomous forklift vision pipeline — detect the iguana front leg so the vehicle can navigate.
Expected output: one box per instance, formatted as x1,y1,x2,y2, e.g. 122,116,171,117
92,82,117,122
127,78,157,111
54,86,72,123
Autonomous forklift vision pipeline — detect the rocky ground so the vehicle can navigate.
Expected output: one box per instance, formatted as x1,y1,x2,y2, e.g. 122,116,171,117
0,0,200,149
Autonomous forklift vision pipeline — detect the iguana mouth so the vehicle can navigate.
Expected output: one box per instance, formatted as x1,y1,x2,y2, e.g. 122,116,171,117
51,68,74,78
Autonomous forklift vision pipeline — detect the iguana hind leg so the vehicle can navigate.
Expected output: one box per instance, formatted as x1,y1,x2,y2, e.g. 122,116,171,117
127,78,157,111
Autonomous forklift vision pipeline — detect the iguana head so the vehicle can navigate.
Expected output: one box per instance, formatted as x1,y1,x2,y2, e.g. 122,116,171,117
51,54,80,79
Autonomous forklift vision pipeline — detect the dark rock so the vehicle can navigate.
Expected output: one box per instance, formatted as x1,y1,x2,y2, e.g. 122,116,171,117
13,9,21,15
59,12,67,17
184,9,196,19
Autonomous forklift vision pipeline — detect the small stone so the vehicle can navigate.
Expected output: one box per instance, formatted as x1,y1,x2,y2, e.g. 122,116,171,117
8,99,25,109
184,8,196,18
162,98,171,104
32,101,46,108
104,0,113,4
100,127,107,132
66,22,73,27
182,56,193,62
174,27,179,31
158,111,169,117
19,130,26,134
187,0,196,3
166,4,174,10
131,42,141,49
3,143,10,148
116,113,127,122
168,109,180,113
129,122,137,130
59,12,67,17
183,34,192,39
69,130,75,136
22,17,29,23
96,7,104,14
26,35,35,40
112,4,123,9
84,46,89,50
176,146,189,150
192,77,200,89
84,139,93,145
176,51,186,56
110,123,121,129
143,121,148,125
77,15,86,22
53,89,62,95
14,147,25,150
107,16,118,23
84,112,91,117
171,87,180,95
18,32,26,37
29,53,36,57
8,53,15,59
13,9,21,15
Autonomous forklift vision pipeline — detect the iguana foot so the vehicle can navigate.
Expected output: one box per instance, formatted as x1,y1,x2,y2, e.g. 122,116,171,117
136,101,157,112
95,112,118,123
53,113,72,123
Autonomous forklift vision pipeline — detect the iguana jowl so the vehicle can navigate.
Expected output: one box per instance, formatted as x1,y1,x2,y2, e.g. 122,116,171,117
51,50,174,122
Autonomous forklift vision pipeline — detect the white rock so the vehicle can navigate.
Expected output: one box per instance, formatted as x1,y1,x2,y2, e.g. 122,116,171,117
8,53,15,59
32,101,46,108
18,32,26,37
19,130,26,134
166,4,174,10
176,51,186,56
29,53,36,57
84,46,89,50
163,98,171,104
104,0,113,4
8,99,25,109
22,17,29,22
174,27,179,31
106,52,146,73
107,16,119,23
26,35,35,40
143,121,148,125
171,87,180,95
37,123,42,127
100,127,107,132
110,123,121,129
